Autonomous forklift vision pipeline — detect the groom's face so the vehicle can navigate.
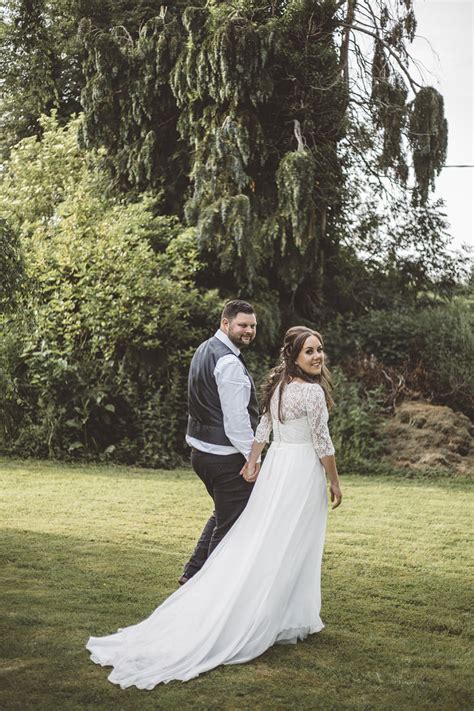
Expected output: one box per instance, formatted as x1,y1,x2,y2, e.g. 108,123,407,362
222,312,257,348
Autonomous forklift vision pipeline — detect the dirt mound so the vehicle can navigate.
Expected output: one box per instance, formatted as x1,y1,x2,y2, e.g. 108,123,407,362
382,401,473,475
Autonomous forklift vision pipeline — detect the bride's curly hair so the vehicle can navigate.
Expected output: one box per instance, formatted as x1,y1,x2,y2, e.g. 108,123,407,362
260,326,334,422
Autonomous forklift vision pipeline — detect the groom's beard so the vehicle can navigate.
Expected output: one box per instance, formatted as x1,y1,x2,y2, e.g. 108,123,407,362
228,333,255,348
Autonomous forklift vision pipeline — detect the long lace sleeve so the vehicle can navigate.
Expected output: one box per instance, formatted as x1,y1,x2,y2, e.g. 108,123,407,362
255,411,272,443
305,384,335,458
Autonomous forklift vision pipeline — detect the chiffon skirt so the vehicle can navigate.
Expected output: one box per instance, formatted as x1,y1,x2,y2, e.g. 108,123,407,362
86,441,328,689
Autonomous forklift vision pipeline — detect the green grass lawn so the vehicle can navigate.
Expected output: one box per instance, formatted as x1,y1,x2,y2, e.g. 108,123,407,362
1,458,472,710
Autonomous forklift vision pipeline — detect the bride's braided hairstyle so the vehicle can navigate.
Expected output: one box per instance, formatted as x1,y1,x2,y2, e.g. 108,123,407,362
260,326,334,423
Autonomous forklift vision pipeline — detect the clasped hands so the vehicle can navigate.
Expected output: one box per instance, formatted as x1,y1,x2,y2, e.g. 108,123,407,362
240,460,260,482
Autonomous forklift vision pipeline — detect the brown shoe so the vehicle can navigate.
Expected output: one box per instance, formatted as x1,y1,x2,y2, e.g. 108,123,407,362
178,574,189,586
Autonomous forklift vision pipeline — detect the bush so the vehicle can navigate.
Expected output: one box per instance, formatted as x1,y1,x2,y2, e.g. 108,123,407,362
0,241,222,466
329,367,385,473
0,114,223,466
0,219,25,312
328,300,474,419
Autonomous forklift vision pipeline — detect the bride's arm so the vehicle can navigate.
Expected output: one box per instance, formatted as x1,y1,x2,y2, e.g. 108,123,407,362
320,455,342,509
240,410,272,481
306,384,342,509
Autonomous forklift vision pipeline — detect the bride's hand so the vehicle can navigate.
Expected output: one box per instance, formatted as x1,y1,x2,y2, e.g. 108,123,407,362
330,482,342,509
241,461,260,482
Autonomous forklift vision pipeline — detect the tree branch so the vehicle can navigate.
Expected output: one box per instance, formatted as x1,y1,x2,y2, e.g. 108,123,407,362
342,22,422,94
339,0,357,87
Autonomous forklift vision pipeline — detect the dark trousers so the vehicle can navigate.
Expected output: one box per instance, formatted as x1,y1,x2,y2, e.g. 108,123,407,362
183,449,254,579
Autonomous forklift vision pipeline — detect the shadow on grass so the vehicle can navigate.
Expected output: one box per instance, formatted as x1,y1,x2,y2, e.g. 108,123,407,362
0,456,194,483
1,527,472,711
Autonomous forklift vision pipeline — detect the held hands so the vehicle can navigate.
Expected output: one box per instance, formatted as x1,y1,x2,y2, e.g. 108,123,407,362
240,461,260,483
329,481,342,510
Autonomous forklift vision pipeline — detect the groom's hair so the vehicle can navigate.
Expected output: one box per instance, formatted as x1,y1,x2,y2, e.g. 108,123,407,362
221,299,255,322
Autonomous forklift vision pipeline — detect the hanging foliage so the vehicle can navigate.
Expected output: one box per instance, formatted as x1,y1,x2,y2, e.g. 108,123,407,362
276,151,318,253
1,0,453,323
409,87,448,204
78,14,185,208
75,1,346,314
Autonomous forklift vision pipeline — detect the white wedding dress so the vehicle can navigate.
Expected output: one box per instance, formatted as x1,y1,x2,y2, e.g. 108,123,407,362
87,381,335,689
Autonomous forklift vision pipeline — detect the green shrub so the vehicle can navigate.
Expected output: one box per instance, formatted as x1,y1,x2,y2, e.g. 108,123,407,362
0,114,223,466
0,219,25,312
329,367,385,473
328,300,474,419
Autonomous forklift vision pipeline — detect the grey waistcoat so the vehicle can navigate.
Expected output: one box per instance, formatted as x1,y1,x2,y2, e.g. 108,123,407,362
187,336,259,446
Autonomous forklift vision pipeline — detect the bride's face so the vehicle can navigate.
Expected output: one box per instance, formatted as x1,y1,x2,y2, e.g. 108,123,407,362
295,335,324,376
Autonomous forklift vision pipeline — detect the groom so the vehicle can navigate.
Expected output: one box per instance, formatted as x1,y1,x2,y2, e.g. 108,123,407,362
180,300,259,584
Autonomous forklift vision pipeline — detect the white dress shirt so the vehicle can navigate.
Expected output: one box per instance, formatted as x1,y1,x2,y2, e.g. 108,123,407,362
186,329,256,458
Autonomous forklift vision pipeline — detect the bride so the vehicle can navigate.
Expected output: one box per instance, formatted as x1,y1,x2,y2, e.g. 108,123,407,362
87,326,342,689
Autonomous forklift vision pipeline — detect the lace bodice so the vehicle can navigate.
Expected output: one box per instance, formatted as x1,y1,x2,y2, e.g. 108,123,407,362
255,381,335,459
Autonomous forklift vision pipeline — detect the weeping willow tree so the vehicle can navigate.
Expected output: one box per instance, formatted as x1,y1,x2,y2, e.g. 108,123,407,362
341,0,447,203
77,0,449,320
22,0,448,321
0,0,175,156
78,1,344,316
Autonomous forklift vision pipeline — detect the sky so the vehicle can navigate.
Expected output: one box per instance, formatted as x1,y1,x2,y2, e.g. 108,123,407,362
411,0,473,249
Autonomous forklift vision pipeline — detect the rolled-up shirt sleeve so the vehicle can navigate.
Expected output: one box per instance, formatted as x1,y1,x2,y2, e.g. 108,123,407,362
214,355,255,458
